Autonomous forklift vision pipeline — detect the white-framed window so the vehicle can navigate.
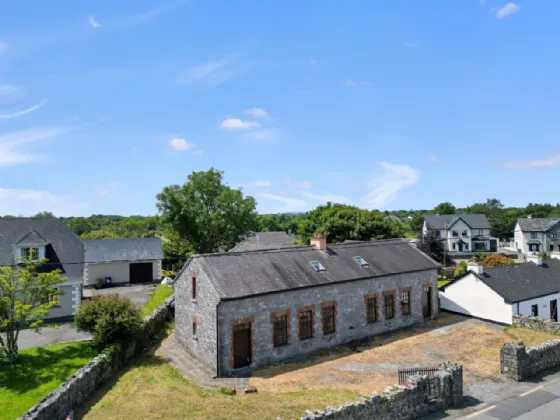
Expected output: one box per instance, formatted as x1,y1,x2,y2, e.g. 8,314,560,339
478,230,483,235
531,232,537,239
353,256,368,266
552,233,558,239
452,231,458,237
465,243,469,250
462,231,468,237
452,243,456,250
310,261,326,272
41,288,59,306
20,247,40,261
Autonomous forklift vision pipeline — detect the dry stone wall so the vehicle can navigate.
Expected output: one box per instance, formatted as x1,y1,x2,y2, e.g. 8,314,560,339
513,315,560,334
19,295,174,420
501,339,560,381
298,363,463,420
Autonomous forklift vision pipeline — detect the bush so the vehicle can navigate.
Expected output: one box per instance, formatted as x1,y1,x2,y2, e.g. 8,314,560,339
540,251,551,260
74,295,143,348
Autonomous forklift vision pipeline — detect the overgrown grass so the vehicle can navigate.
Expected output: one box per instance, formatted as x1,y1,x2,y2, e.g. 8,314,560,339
76,354,360,420
0,342,98,420
142,284,174,317
504,325,560,347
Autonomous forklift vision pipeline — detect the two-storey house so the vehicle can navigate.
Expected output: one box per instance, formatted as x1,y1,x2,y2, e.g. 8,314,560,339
423,214,494,253
514,217,560,254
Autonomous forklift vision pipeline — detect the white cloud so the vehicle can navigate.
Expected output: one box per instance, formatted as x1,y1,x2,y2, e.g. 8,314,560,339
0,40,7,52
428,155,439,164
220,118,260,130
0,188,90,217
259,193,308,213
168,137,196,151
504,153,560,169
295,180,313,189
244,108,270,120
404,42,416,47
343,79,371,87
0,100,47,120
0,127,66,166
363,162,420,208
0,84,20,97
300,191,354,205
95,182,118,196
88,15,101,28
248,180,271,187
496,2,520,19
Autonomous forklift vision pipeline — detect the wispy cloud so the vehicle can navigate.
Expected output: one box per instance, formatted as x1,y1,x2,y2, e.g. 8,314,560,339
0,127,66,166
244,108,271,120
258,193,308,213
0,84,20,97
404,42,416,47
0,188,90,217
300,191,354,205
0,100,47,120
504,153,560,169
247,180,271,188
309,59,317,65
496,2,520,19
343,79,371,88
113,1,187,28
220,118,260,130
178,54,248,88
168,137,198,152
428,155,439,164
363,162,420,208
295,180,313,189
95,182,118,196
88,16,101,29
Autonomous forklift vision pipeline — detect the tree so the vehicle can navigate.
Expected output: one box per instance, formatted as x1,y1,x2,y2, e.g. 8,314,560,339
156,168,258,254
474,253,515,268
81,229,117,240
525,203,554,218
0,260,66,363
34,211,55,218
433,202,456,215
417,225,448,264
409,214,425,236
65,217,93,236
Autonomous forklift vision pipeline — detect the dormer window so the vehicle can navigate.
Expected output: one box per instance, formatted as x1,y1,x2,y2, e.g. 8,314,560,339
21,247,39,260
310,261,326,272
354,256,368,266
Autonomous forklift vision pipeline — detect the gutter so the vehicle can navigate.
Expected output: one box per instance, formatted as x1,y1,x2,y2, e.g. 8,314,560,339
215,300,221,378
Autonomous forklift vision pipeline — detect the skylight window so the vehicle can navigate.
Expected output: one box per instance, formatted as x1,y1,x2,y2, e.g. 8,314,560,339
354,256,368,266
310,261,326,272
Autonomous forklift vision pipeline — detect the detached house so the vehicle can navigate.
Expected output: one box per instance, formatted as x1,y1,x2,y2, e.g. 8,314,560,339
175,236,439,376
423,214,496,253
514,217,560,254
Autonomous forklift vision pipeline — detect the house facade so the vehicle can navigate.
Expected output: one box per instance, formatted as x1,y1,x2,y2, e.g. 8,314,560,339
423,214,495,253
514,217,560,254
440,253,560,325
175,237,439,377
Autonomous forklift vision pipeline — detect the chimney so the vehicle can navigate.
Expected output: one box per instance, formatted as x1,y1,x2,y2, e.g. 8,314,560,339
467,261,484,275
310,233,327,251
527,253,543,266
528,215,532,219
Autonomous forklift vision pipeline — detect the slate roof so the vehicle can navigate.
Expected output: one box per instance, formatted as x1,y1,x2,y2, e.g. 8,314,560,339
191,239,439,300
0,218,84,279
442,259,560,303
85,237,163,263
424,214,491,230
229,231,298,252
386,215,402,223
517,218,560,232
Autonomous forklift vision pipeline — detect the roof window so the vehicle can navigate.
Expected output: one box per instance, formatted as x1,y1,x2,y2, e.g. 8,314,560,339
354,256,368,266
310,261,326,272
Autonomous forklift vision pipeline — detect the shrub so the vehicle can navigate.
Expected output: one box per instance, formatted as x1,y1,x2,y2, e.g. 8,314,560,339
540,251,551,260
74,295,143,348
452,261,467,278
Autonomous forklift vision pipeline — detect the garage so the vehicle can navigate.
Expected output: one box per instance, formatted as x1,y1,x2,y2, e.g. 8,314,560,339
130,262,154,284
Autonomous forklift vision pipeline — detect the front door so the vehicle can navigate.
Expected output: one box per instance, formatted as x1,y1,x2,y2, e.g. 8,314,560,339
551,300,558,322
551,245,554,252
233,323,252,369
422,286,432,319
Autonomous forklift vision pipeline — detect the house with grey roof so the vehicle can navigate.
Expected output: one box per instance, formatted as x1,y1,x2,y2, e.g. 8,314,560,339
514,216,560,255
84,237,163,286
229,231,297,252
174,235,440,376
0,218,84,321
440,253,560,324
423,214,495,254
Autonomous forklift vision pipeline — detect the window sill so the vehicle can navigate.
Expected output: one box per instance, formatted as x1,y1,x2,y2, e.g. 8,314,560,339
273,343,289,348
323,331,336,336
299,336,313,341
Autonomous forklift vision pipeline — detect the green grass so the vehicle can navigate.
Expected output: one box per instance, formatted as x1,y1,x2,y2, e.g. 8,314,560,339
142,284,174,317
438,280,451,287
0,341,98,420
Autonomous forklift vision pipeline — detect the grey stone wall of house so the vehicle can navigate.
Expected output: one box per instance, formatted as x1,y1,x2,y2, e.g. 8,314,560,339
298,363,463,420
19,296,174,420
513,315,560,334
175,259,220,375
501,339,560,381
218,269,438,376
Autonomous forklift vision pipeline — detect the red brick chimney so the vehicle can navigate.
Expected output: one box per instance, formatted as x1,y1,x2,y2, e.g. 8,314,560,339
310,233,327,250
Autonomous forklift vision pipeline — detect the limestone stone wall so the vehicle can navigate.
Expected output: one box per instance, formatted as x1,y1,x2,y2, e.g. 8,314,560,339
513,315,560,334
501,339,560,381
19,295,174,420
298,363,463,420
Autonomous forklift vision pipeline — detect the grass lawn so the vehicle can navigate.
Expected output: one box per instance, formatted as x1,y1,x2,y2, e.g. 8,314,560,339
504,325,560,347
142,284,174,317
438,280,451,287
76,354,360,420
0,342,97,420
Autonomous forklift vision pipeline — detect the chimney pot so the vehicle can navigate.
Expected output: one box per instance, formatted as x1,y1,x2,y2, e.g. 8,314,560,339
310,234,327,250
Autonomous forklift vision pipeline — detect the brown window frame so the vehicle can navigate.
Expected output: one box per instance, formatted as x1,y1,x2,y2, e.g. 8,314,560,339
364,293,378,323
272,315,289,347
383,291,396,319
321,302,337,335
193,321,197,335
400,289,411,315
298,310,314,340
192,276,197,299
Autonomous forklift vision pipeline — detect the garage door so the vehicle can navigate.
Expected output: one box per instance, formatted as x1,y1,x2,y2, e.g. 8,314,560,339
129,263,153,284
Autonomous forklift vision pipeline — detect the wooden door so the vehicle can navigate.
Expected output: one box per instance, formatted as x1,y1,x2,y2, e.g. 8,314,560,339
233,323,251,369
422,286,432,319
551,300,558,322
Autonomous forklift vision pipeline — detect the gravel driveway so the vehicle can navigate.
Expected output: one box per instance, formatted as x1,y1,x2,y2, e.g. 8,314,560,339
88,283,155,307
18,323,91,350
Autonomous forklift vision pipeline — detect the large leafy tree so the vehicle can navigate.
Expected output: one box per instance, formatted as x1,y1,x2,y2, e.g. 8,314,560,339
433,202,456,215
0,260,66,363
417,224,448,264
156,168,258,253
65,217,93,236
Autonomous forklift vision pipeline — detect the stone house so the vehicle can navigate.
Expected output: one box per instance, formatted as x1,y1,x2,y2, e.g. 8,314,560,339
175,236,440,377
228,231,297,252
514,217,560,254
440,253,560,325
423,214,496,253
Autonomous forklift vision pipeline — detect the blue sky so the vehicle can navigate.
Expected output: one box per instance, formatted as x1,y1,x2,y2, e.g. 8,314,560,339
1,0,559,216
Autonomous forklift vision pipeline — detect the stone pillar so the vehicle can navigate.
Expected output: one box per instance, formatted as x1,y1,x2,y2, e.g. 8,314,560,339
501,342,527,381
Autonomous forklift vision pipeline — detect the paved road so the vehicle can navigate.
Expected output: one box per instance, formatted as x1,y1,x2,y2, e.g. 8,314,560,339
19,323,91,350
458,380,560,419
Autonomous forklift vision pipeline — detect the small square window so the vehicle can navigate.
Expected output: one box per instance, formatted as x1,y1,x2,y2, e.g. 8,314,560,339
452,231,458,237
462,231,468,237
478,230,484,235
354,256,368,266
310,261,326,271
531,232,537,239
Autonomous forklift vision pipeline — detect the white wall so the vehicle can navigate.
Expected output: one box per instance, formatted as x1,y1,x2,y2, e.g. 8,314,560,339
84,260,161,286
445,219,473,252
440,273,514,324
515,293,560,321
